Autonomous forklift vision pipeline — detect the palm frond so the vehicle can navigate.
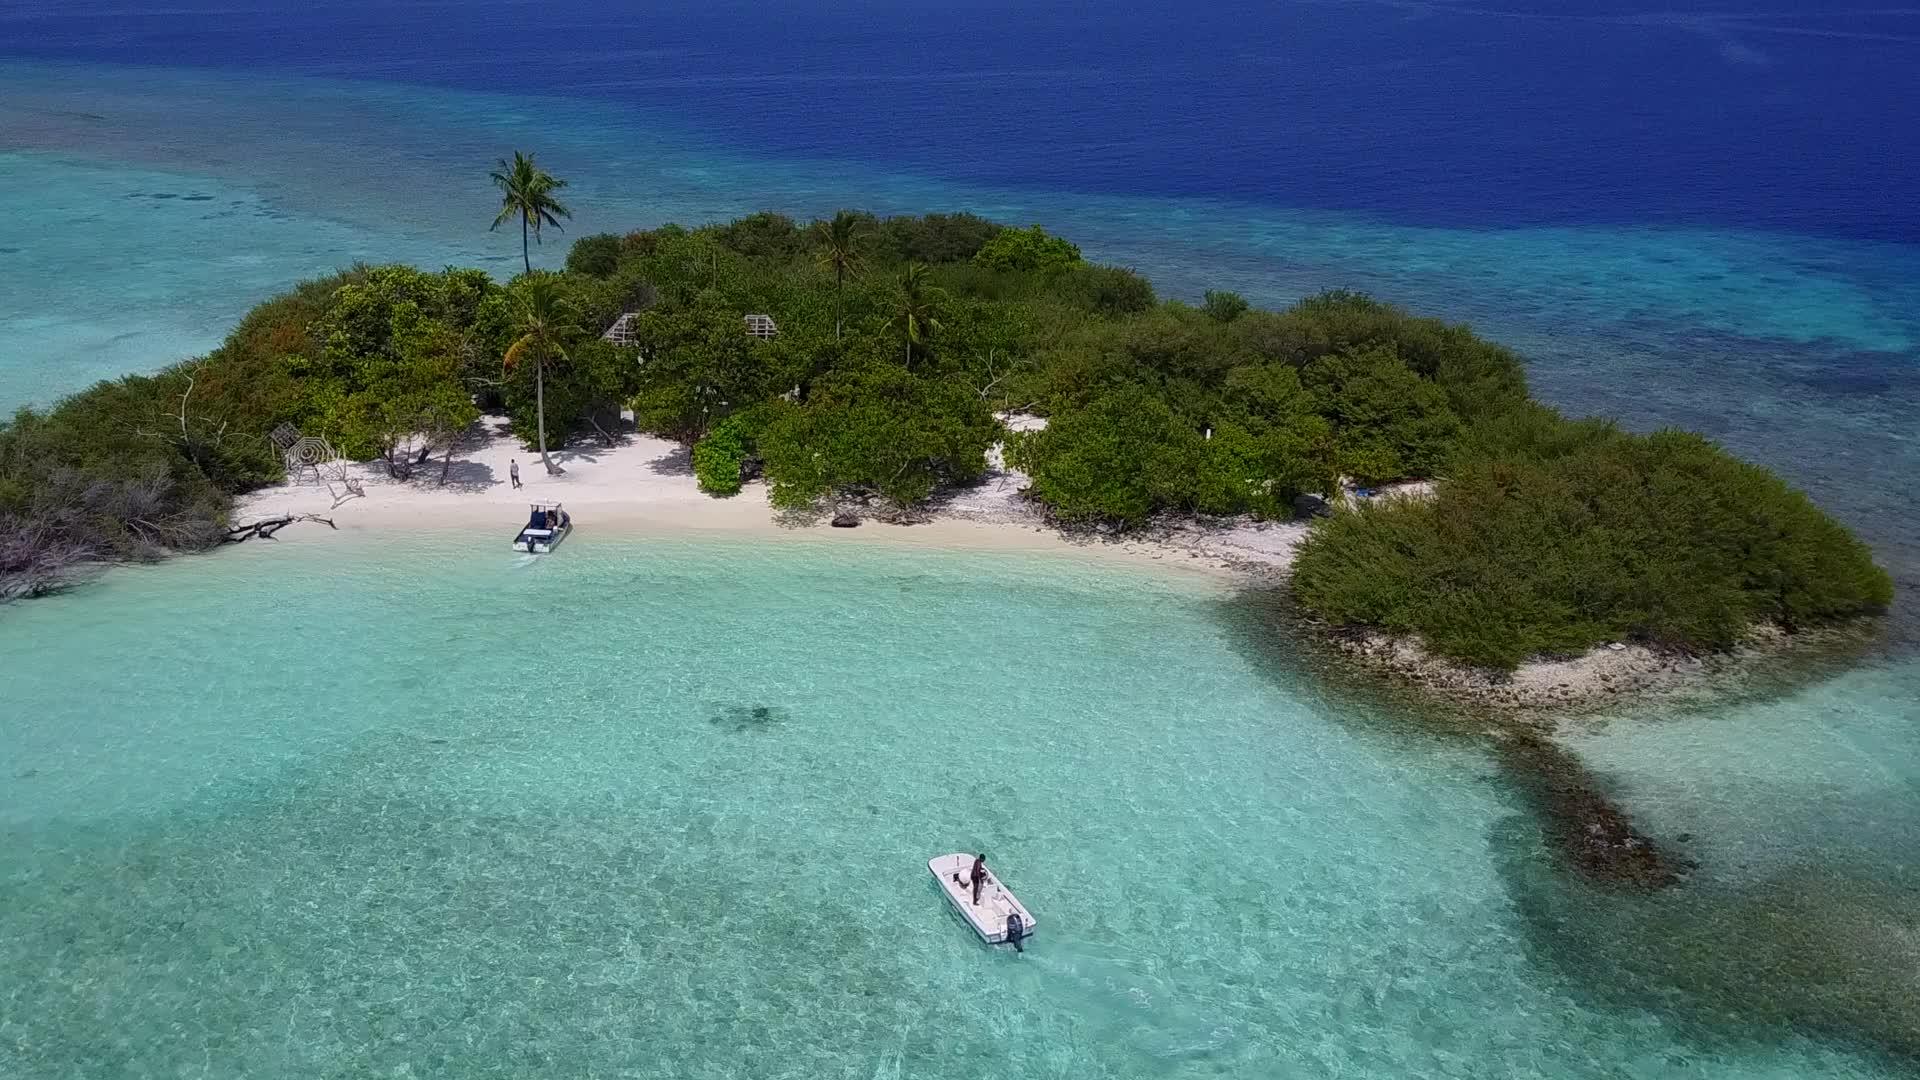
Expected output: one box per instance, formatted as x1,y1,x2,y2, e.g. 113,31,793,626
503,334,534,371
488,151,572,237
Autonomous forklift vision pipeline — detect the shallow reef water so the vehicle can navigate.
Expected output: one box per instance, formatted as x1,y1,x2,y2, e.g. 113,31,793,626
1,536,1915,1077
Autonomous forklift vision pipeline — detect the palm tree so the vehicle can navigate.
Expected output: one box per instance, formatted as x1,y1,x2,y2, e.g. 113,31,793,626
489,151,572,275
503,273,583,475
812,211,867,342
885,263,945,369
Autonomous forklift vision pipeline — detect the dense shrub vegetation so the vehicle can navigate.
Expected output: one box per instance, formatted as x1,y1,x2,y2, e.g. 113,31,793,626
972,224,1083,274
1292,407,1894,668
691,404,783,496
1,206,1891,670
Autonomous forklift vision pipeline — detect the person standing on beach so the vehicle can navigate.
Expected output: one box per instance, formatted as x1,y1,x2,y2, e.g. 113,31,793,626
510,459,521,490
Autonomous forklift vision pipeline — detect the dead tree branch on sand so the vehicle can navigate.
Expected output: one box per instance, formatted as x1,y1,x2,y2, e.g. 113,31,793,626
223,514,337,544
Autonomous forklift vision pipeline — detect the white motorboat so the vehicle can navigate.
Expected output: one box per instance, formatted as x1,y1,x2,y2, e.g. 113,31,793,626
513,501,572,553
930,853,1035,949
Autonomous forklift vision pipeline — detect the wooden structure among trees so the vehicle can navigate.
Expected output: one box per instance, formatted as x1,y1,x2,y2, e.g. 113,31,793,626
602,312,640,346
744,313,779,340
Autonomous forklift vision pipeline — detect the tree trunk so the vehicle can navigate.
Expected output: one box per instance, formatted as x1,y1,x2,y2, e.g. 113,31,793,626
588,409,618,448
536,359,561,474
834,269,844,343
521,215,531,275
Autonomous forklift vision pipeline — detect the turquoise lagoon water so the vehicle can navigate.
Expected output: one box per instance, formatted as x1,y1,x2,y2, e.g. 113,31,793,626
1,533,1912,1078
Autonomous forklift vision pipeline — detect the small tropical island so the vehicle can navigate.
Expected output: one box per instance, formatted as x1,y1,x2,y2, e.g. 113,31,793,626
0,155,1894,709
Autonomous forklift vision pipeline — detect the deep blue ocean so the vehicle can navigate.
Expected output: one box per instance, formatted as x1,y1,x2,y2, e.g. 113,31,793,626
8,0,1920,240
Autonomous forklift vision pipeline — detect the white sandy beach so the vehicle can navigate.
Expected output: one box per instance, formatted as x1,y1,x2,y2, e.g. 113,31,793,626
235,416,1300,581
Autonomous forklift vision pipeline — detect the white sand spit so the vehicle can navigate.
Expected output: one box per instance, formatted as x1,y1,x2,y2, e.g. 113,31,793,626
233,417,1238,580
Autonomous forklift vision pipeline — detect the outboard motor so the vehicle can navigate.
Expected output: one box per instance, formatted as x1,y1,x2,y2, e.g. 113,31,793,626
1004,912,1026,953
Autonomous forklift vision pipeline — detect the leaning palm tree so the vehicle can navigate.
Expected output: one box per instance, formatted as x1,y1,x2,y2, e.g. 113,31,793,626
811,211,867,342
885,263,945,369
503,273,583,475
489,151,572,275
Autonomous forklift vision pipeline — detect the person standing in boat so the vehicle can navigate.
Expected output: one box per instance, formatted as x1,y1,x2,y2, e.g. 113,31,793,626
510,459,522,490
968,853,988,905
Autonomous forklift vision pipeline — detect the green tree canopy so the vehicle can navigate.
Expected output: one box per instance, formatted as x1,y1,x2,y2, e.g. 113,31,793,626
1203,290,1251,323
973,224,1085,274
566,233,623,277
301,266,487,472
628,306,782,447
759,364,997,508
1302,344,1462,484
1292,423,1894,669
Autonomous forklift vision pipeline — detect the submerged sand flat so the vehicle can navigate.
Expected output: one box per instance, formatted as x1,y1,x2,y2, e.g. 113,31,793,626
6,512,1918,1078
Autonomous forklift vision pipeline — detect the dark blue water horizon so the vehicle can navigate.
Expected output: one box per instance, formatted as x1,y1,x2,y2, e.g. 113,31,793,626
5,0,1919,242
